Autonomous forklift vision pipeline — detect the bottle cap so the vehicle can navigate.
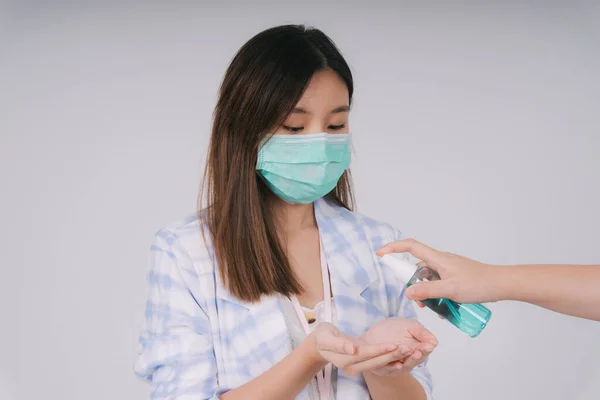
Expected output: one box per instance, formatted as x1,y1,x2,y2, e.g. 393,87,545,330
380,254,418,285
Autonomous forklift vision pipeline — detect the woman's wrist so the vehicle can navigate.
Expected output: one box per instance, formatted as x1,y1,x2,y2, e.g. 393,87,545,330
363,369,411,379
364,369,426,400
301,332,328,370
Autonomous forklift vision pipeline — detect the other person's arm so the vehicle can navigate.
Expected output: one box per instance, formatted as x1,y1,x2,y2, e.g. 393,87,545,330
377,239,600,321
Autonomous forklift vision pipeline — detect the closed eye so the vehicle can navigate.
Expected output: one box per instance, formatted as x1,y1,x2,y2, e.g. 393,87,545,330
282,125,304,133
328,124,345,131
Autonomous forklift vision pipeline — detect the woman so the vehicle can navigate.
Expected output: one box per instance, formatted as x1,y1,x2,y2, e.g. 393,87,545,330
135,25,437,400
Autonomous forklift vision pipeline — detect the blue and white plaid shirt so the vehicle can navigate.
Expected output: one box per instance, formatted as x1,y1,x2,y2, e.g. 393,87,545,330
135,198,434,399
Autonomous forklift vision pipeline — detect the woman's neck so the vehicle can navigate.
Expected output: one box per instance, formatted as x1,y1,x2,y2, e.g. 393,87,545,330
279,202,317,235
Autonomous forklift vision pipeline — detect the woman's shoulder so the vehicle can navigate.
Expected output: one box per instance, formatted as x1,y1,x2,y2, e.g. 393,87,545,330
151,212,216,275
317,198,403,246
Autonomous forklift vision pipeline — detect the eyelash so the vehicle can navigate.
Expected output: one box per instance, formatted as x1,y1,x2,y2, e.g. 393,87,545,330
283,124,346,133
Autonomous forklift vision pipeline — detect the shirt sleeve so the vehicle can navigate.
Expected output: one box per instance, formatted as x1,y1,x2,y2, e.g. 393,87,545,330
393,229,435,400
134,230,220,400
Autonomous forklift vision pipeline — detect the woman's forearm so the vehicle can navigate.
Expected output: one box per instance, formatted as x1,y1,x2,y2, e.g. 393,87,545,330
363,371,426,400
494,264,600,321
220,334,325,400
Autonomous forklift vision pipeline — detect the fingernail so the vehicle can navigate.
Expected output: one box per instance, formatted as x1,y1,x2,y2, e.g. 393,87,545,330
424,345,435,352
344,343,355,355
413,354,421,360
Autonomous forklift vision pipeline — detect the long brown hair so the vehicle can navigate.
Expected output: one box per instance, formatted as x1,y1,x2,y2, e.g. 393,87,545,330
199,25,355,302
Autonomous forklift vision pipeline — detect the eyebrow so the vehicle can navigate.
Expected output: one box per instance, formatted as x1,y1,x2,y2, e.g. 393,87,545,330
292,105,351,114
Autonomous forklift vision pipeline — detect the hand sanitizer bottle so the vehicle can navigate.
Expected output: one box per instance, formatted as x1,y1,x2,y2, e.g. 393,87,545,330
380,254,492,338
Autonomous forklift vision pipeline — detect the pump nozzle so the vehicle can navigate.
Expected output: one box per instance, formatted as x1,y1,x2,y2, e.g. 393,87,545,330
380,254,418,285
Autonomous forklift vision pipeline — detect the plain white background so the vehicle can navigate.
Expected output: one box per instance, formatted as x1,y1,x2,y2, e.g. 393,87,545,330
1,1,599,399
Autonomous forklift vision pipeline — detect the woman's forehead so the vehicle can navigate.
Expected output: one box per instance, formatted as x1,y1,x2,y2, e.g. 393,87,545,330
294,69,350,114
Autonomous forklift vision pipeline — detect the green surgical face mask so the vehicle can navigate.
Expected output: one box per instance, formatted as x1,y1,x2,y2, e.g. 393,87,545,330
256,132,351,204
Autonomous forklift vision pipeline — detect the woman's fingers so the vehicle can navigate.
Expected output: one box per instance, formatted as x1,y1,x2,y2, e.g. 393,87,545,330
417,340,436,358
407,324,438,349
315,330,358,355
344,347,409,375
319,340,412,375
352,342,399,359
404,324,438,355
318,331,399,358
402,350,426,370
